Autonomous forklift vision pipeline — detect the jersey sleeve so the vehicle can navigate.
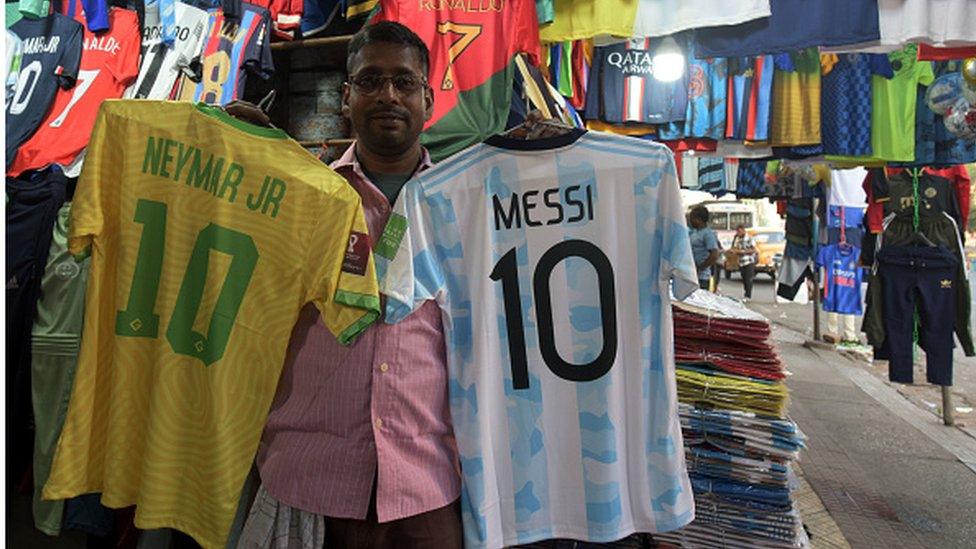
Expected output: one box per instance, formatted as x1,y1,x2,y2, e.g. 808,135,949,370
951,166,971,230
244,13,274,81
375,179,447,324
57,18,84,89
815,245,827,269
108,14,142,85
68,104,118,255
867,53,894,79
177,13,208,73
870,168,889,202
79,0,110,32
704,229,719,251
916,59,935,87
582,48,602,121
305,192,381,345
514,0,540,64
658,152,699,300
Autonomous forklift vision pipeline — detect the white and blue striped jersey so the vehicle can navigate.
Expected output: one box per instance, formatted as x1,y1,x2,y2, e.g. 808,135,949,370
375,130,698,549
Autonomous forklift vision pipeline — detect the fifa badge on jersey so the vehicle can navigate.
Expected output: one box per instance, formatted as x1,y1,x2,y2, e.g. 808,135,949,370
342,231,371,276
941,279,953,289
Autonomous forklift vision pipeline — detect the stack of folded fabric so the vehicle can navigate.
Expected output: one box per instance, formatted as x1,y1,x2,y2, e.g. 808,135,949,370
658,291,809,549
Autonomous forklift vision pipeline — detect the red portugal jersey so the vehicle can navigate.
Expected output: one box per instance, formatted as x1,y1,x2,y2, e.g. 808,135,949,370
372,0,540,129
9,7,140,176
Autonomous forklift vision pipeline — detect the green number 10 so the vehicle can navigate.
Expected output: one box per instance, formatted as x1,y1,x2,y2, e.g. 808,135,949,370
115,199,259,366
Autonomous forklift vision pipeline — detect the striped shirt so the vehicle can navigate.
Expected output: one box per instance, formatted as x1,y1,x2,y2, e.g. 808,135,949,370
256,144,461,522
376,131,696,548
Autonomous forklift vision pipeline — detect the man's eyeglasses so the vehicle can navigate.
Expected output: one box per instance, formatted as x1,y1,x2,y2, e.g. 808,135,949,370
348,73,428,95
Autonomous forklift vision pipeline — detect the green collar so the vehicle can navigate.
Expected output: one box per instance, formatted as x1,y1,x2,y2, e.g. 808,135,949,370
193,103,287,139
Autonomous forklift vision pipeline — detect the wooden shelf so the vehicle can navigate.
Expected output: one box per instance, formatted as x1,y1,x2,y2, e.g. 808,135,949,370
298,138,353,148
271,34,353,52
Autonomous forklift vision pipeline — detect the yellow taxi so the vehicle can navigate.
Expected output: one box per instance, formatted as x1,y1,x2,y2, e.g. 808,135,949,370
724,227,785,279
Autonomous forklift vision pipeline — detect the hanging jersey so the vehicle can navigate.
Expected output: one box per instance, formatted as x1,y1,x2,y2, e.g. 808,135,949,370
344,0,376,18
8,8,141,177
174,4,274,105
5,13,84,163
125,2,208,99
725,55,773,142
7,1,24,26
376,131,697,549
768,49,821,146
539,0,637,42
6,30,23,107
827,0,976,53
632,0,770,39
300,0,340,36
734,159,769,199
658,40,726,140
247,0,303,39
585,36,689,124
820,53,893,157
535,0,553,24
695,0,881,58
918,44,976,61
827,45,934,164
62,0,111,32
816,244,863,315
372,0,540,131
829,167,868,207
827,206,865,229
878,169,962,224
42,100,381,549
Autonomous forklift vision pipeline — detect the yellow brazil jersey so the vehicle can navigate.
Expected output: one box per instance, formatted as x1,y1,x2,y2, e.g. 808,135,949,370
769,49,822,147
43,100,380,549
539,0,637,43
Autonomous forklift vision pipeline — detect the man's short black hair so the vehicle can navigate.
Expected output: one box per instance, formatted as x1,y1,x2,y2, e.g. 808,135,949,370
346,21,430,77
690,206,710,223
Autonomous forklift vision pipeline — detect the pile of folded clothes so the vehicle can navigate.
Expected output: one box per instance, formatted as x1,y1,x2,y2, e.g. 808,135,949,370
658,291,809,549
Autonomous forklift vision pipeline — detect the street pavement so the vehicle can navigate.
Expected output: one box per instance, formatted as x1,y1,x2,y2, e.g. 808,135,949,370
716,273,976,548
716,272,976,435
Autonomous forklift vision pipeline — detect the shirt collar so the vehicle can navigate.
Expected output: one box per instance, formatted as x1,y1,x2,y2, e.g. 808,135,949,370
331,141,434,182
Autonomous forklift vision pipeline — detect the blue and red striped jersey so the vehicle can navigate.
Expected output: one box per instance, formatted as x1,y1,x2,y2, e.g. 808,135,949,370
175,3,273,105
584,36,689,125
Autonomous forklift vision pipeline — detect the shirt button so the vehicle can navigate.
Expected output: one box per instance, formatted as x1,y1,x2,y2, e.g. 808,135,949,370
375,418,384,429
379,362,389,373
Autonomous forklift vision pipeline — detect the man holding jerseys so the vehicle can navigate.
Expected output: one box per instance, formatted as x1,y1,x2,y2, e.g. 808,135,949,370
240,22,463,548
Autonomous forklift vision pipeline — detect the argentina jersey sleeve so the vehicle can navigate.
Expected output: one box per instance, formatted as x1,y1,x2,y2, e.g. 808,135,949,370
657,151,699,300
376,178,448,323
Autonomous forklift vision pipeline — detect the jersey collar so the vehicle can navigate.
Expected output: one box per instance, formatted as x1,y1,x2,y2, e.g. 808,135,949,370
194,103,288,140
331,142,433,182
484,128,587,151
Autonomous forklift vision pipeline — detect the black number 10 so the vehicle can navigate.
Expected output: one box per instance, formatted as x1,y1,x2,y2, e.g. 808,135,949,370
489,239,618,390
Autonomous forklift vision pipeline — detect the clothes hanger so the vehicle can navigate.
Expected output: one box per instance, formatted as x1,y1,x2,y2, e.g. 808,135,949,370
908,229,938,247
223,90,277,129
502,111,576,139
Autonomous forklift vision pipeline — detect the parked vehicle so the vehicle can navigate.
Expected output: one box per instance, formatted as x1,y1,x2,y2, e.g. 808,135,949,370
694,201,755,250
